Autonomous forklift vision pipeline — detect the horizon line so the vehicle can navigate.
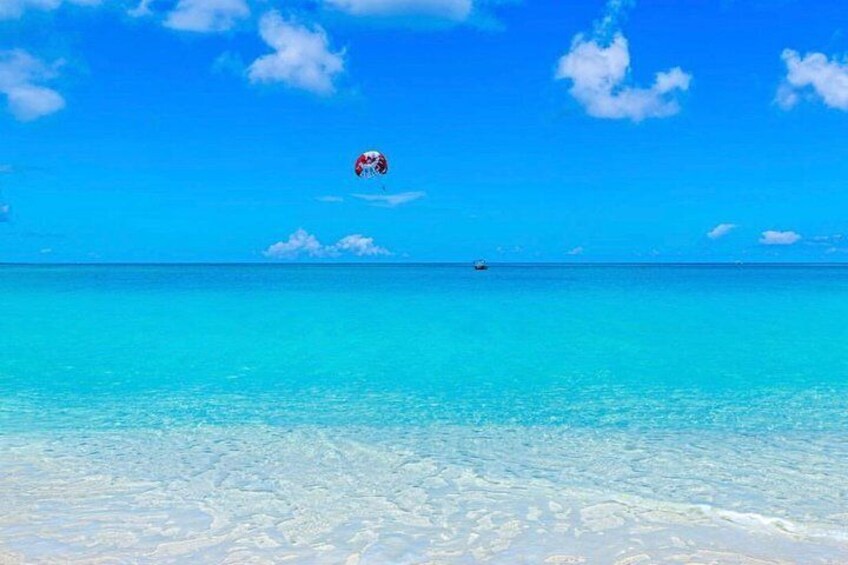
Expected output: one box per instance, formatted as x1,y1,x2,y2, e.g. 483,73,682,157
3,261,848,267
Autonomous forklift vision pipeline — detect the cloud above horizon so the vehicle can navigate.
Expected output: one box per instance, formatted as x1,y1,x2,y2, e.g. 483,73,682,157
0,50,66,121
707,223,737,240
164,0,250,33
247,11,345,95
759,230,801,246
351,191,425,207
264,228,324,258
777,49,848,111
554,0,690,122
333,234,391,256
263,228,390,259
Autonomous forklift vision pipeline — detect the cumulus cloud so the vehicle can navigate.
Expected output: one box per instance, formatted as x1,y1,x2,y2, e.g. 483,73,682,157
333,234,390,256
566,246,584,255
555,33,691,121
554,0,689,122
707,223,737,240
759,230,801,246
777,49,848,111
351,191,425,207
263,228,391,259
247,11,345,95
263,228,325,258
0,50,65,121
164,0,249,32
324,0,472,21
0,0,98,20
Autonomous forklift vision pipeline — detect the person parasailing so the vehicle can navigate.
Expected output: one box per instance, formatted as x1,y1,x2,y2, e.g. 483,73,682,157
354,150,389,192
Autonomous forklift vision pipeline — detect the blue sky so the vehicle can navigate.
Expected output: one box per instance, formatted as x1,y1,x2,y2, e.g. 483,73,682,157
1,0,847,262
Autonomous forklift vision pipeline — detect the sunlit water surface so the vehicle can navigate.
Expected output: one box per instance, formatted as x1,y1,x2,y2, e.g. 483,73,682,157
1,265,847,563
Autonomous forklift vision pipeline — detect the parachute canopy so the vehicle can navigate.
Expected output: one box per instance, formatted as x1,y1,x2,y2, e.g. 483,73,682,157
354,150,388,179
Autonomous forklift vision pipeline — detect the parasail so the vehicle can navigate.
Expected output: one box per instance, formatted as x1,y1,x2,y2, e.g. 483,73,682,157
354,150,388,179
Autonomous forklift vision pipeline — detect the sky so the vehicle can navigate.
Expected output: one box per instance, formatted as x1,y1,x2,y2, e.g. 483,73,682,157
1,0,847,262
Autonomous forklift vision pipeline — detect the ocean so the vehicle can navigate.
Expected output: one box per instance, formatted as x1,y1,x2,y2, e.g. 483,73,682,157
1,264,847,563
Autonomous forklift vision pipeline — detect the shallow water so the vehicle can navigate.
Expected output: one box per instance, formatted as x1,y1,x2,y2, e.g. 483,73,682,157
1,265,847,562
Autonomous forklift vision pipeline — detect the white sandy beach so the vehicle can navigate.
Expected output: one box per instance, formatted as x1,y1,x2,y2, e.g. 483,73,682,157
2,426,846,564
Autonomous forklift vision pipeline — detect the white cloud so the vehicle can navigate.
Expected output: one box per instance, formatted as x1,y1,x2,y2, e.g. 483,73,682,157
707,223,737,240
333,234,390,256
0,50,65,121
555,33,691,121
263,228,326,258
263,228,391,259
324,0,472,21
164,0,249,33
554,0,688,122
566,246,584,255
593,0,633,41
0,0,98,20
759,230,801,246
128,0,155,17
316,195,344,203
351,191,425,207
247,11,345,95
777,49,848,111
0,203,10,222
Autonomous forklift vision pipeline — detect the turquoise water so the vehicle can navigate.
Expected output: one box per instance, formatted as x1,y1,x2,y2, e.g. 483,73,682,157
2,264,848,431
2,265,848,562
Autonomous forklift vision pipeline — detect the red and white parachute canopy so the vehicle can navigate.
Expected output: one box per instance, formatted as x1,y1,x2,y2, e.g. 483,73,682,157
354,150,388,179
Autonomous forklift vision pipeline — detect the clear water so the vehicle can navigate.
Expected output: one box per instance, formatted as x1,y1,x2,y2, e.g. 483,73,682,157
1,265,847,563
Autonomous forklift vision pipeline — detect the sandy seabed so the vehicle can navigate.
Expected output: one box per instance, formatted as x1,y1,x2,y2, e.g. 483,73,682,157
1,426,847,564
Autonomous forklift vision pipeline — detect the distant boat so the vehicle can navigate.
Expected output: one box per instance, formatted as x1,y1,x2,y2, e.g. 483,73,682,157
473,260,489,271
